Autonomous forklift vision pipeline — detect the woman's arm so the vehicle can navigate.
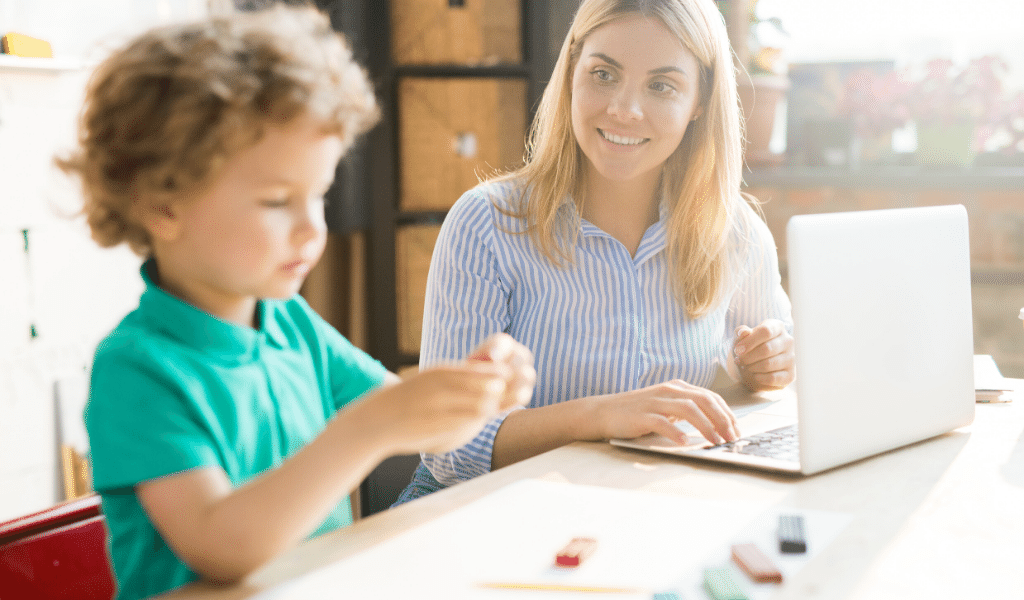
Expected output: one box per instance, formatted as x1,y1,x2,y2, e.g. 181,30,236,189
491,379,739,469
416,189,520,485
726,204,795,391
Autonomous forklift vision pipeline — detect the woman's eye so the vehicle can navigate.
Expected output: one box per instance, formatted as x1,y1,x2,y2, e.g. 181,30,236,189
650,80,676,94
592,68,615,83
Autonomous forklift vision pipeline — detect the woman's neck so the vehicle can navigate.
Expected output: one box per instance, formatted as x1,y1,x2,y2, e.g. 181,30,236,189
580,168,662,257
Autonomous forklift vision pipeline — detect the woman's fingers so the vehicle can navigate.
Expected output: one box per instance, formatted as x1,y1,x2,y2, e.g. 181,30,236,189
732,321,795,392
735,321,785,361
742,350,794,375
642,414,690,445
673,401,725,445
649,382,738,444
743,366,795,390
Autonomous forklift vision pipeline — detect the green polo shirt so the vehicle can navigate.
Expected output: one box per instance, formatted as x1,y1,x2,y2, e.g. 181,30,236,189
85,261,387,600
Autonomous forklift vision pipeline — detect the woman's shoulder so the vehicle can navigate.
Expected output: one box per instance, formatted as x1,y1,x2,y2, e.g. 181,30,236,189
729,195,775,246
446,177,529,232
723,195,783,282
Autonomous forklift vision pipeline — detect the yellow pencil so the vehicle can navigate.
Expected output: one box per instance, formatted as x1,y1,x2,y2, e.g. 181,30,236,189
478,581,643,594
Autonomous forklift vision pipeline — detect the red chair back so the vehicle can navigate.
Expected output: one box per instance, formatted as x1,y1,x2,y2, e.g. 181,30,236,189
0,494,115,600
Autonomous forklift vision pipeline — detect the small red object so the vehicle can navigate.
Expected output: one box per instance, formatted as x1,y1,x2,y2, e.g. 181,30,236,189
555,537,598,567
731,542,783,583
0,494,115,600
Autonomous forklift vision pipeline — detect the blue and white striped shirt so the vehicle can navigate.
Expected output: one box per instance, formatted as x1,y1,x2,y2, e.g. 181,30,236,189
395,179,792,504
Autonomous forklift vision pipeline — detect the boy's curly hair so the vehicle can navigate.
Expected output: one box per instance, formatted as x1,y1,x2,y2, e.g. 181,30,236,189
57,4,379,255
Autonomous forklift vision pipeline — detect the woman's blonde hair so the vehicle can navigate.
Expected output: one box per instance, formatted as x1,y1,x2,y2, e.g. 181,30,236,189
57,4,379,256
499,0,753,318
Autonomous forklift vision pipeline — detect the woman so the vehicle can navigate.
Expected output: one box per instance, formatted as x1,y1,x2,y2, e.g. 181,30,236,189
396,0,794,504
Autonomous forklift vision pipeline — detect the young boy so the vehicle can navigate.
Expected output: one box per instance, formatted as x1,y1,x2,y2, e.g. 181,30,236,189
58,6,534,600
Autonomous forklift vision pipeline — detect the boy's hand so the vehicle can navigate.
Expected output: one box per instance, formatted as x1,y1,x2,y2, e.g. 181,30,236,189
467,332,535,410
368,333,535,454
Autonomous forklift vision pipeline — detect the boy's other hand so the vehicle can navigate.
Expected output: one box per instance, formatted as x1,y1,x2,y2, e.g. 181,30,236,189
466,333,535,411
367,333,535,454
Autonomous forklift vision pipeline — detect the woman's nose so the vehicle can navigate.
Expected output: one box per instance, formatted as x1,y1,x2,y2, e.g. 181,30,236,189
608,85,643,120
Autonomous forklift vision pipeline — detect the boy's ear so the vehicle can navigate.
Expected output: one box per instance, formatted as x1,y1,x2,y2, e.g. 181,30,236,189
140,200,183,242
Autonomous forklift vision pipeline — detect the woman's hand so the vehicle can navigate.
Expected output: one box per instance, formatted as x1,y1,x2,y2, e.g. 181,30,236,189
367,333,535,455
582,380,739,445
734,319,795,391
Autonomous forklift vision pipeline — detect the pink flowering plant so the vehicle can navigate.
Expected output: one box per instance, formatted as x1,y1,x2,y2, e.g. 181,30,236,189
839,68,911,137
990,89,1024,153
841,55,1023,153
905,57,1004,126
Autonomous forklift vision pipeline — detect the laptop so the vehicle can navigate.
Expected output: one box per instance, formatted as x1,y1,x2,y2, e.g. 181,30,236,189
610,204,975,475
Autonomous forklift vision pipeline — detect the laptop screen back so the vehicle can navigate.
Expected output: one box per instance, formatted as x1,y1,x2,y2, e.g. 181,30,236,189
786,205,975,474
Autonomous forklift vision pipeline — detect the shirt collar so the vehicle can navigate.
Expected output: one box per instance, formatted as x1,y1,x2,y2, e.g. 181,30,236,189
563,196,670,233
137,259,286,361
565,195,669,262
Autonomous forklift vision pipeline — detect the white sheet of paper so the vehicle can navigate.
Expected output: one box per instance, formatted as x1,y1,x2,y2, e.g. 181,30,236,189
974,354,1012,392
254,479,850,599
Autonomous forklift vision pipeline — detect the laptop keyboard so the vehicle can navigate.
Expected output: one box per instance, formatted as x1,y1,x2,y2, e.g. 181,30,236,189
716,424,800,462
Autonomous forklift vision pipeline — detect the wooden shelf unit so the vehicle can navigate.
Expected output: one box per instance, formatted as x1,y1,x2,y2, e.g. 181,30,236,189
362,0,554,373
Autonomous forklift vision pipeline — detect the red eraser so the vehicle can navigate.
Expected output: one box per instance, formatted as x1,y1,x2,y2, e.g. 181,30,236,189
555,537,598,567
731,542,783,583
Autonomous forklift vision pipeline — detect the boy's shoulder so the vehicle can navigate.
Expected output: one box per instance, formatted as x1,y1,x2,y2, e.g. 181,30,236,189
87,309,190,417
92,307,167,363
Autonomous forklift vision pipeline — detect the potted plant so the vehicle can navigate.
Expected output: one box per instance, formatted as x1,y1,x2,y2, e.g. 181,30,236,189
719,0,789,166
838,68,910,166
905,56,1007,167
985,89,1024,162
840,56,1019,168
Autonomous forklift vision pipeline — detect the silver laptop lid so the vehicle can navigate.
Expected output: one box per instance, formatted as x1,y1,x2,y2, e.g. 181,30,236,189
787,205,975,474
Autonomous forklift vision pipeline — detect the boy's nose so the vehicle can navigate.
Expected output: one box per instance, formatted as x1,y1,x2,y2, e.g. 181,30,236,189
295,199,327,241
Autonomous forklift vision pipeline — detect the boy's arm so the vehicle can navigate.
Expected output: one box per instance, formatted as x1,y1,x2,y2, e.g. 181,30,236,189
136,402,388,583
137,336,531,583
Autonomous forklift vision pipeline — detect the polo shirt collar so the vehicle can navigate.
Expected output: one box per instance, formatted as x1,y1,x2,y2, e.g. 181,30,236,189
137,260,287,360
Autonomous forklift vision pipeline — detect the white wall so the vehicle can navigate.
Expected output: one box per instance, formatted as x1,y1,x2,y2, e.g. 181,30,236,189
759,0,1024,88
0,0,210,522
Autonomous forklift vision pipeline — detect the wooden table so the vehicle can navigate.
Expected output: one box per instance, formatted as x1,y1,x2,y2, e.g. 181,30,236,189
159,383,1024,599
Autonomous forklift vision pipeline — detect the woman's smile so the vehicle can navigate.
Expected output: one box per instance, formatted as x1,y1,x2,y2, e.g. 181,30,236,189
598,128,649,147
